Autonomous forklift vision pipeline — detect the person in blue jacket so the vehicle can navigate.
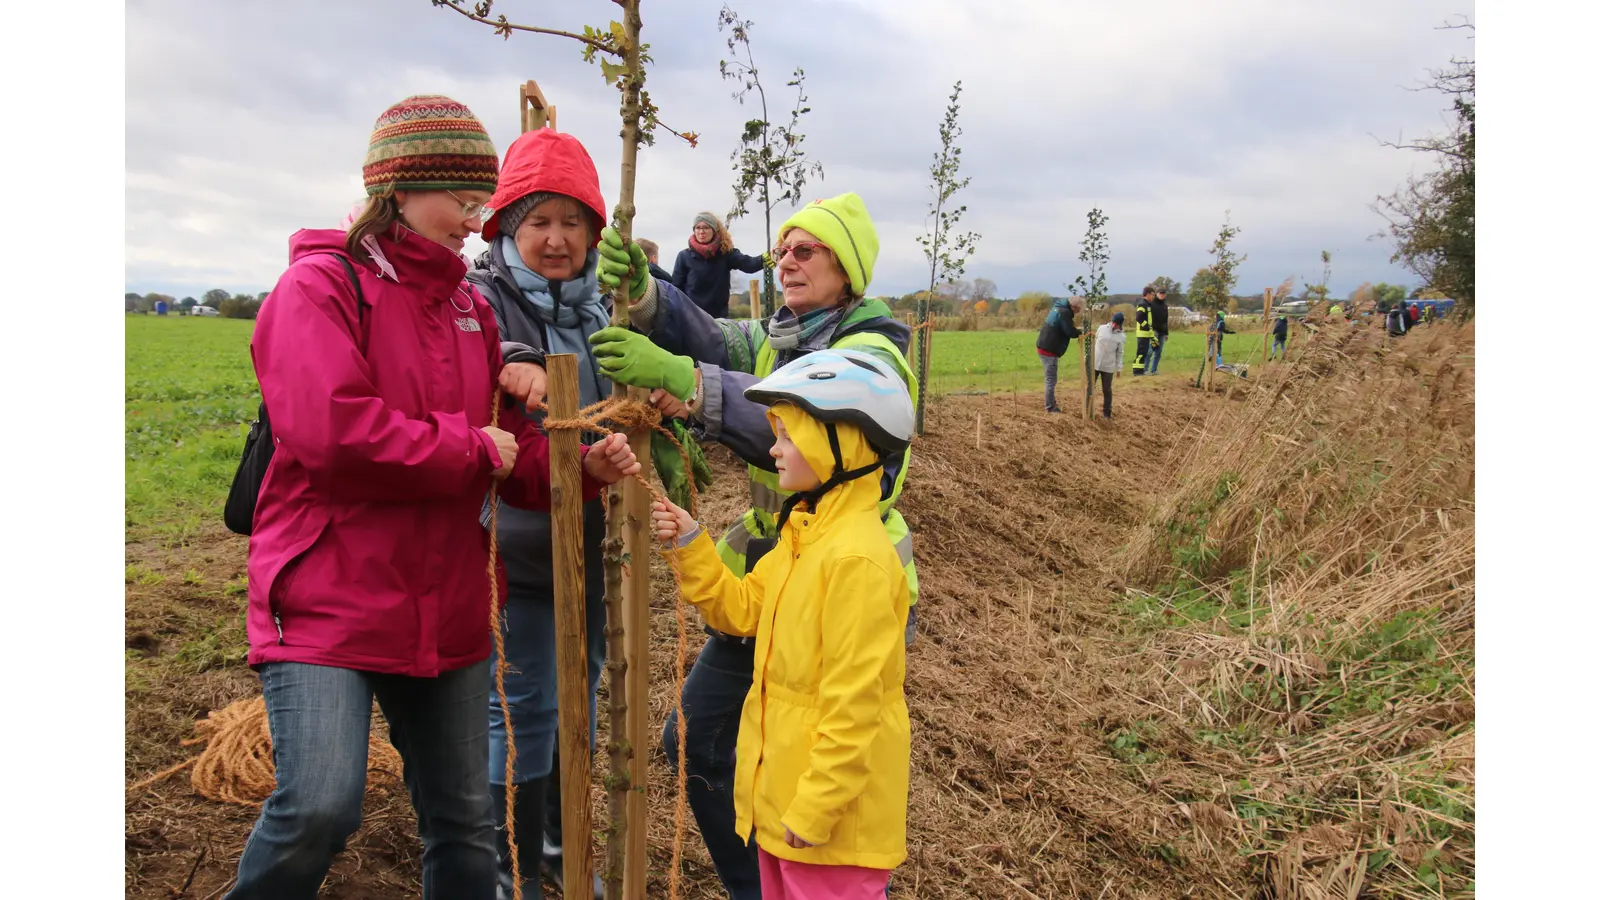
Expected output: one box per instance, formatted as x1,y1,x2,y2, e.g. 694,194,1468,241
670,211,771,318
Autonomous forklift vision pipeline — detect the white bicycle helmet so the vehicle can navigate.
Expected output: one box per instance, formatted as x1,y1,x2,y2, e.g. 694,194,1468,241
744,348,914,452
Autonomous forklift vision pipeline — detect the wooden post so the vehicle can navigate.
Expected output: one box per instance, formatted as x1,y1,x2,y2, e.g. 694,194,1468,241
749,278,761,321
620,402,652,900
1260,287,1274,370
520,80,557,132
914,298,930,434
546,354,593,900
1082,303,1095,421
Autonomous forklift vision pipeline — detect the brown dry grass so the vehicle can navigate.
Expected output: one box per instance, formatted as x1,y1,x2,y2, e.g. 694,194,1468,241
125,318,1472,898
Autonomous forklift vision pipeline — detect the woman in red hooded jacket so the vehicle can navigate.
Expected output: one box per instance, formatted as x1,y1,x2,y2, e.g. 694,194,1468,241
224,95,639,900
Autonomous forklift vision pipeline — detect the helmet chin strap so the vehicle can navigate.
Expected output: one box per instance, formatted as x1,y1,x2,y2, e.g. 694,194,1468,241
776,422,882,532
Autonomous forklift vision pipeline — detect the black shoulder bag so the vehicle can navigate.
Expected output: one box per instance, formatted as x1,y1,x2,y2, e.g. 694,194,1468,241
223,255,368,535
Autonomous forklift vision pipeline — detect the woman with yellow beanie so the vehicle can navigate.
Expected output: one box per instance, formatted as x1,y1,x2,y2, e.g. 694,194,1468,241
587,193,919,897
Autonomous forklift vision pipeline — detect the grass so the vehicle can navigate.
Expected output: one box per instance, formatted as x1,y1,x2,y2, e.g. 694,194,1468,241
915,329,1237,395
125,315,260,542
125,316,1248,535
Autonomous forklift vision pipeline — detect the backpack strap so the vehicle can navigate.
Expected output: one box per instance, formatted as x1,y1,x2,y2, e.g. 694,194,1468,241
323,253,370,356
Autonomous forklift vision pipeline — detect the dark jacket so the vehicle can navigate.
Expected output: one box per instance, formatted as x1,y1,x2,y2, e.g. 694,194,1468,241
671,245,766,318
1273,316,1289,340
648,261,673,284
1149,299,1170,337
465,240,617,599
1035,300,1081,357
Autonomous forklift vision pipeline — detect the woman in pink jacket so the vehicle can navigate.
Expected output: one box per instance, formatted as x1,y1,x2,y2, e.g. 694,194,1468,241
226,95,638,900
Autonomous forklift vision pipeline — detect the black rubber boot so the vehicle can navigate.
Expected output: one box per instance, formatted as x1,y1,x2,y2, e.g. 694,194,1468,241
542,755,604,899
491,779,547,900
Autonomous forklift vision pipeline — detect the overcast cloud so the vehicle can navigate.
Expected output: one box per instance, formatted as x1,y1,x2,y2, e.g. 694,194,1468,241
126,0,1473,300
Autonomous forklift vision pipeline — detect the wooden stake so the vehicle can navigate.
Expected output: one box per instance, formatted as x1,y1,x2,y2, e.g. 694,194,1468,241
1082,304,1095,421
520,80,557,131
976,412,982,451
620,400,652,900
749,278,762,321
546,354,593,900
1260,287,1274,371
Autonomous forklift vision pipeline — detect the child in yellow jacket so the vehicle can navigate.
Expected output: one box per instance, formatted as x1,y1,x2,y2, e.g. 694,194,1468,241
652,348,914,898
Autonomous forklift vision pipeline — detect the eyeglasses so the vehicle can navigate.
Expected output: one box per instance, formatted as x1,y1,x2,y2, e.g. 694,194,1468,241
771,241,831,263
447,190,491,222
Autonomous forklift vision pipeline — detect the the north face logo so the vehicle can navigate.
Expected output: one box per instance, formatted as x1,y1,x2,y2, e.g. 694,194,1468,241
456,317,482,333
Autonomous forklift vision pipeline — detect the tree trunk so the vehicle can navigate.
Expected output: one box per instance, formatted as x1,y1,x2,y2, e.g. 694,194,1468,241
604,4,650,898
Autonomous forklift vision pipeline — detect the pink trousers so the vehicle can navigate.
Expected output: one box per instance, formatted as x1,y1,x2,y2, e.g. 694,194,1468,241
757,848,892,899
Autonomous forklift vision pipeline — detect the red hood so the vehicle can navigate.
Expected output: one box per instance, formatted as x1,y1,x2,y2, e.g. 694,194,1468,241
483,129,608,244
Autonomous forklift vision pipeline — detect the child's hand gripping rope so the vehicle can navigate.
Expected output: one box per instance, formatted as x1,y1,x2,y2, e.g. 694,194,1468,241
651,497,698,544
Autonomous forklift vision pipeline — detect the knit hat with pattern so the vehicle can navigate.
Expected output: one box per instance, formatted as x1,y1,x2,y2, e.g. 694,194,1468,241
362,95,499,196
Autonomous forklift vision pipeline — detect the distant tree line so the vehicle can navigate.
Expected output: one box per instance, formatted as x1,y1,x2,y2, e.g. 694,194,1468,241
125,288,268,318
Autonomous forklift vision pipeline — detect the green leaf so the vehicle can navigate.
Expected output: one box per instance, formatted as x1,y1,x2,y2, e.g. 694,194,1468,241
599,59,627,85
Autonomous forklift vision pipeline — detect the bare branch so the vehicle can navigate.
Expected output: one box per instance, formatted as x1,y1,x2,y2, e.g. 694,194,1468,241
432,0,617,54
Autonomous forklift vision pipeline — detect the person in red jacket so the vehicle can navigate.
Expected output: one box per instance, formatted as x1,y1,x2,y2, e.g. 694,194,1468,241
227,95,639,900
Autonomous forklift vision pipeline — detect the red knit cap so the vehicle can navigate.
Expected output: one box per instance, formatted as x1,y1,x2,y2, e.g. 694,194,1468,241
362,95,499,196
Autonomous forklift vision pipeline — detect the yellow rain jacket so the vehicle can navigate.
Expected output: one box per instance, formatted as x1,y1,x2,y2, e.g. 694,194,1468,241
672,403,911,869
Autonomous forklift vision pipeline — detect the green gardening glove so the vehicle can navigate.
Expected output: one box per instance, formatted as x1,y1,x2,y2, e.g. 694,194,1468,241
588,326,697,400
652,419,713,512
596,226,650,301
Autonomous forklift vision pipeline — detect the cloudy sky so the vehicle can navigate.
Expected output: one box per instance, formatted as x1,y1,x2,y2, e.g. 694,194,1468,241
126,0,1473,301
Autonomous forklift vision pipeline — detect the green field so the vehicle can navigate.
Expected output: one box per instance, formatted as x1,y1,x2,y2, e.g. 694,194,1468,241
124,317,1261,539
913,328,1227,394
125,316,260,541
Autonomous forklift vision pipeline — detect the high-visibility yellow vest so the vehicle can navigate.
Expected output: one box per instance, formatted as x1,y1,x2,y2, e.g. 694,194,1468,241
712,318,920,618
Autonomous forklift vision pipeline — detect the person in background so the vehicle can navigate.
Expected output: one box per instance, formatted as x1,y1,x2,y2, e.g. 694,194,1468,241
1386,304,1408,337
636,237,674,284
670,211,772,318
1146,286,1171,375
1093,311,1126,420
1035,296,1083,413
1207,309,1234,368
1271,314,1290,360
1132,286,1155,375
226,94,639,900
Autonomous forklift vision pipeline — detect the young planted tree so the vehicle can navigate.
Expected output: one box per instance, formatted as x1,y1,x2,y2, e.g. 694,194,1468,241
718,5,824,314
1067,208,1109,421
432,4,697,898
1193,214,1246,312
1303,249,1333,308
914,80,981,434
1192,214,1246,389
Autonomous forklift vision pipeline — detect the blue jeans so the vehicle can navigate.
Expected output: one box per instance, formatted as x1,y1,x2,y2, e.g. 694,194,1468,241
489,499,608,788
1271,337,1285,359
1147,335,1165,374
488,578,606,786
662,633,761,900
227,660,496,900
